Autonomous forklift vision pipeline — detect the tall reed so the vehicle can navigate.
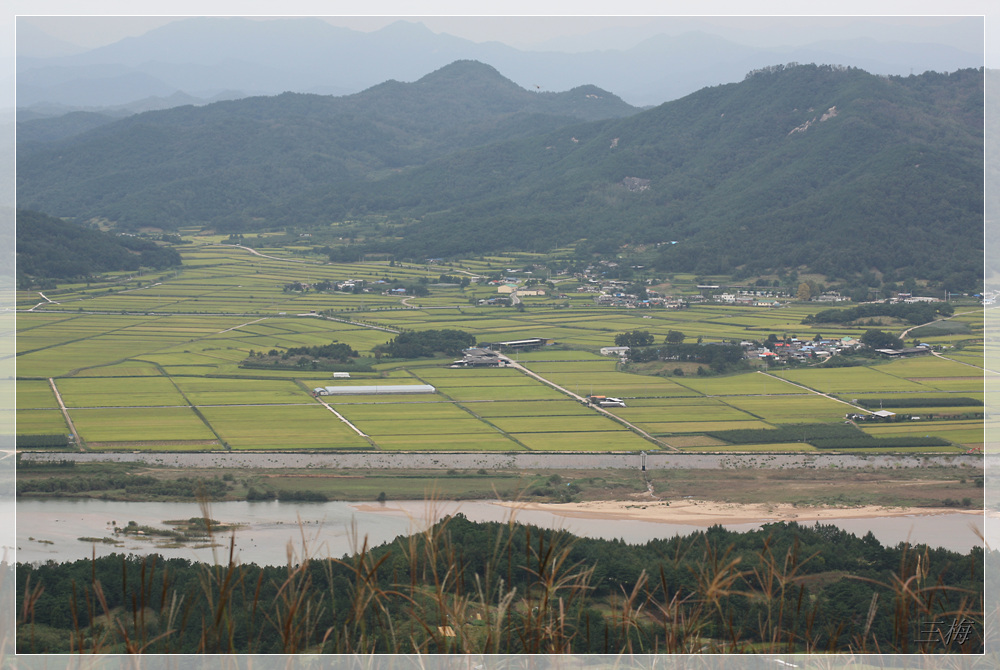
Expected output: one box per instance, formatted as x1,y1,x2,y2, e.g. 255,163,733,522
15,506,986,655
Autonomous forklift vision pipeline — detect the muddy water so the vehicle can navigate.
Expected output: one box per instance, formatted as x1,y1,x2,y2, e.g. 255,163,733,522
15,499,986,568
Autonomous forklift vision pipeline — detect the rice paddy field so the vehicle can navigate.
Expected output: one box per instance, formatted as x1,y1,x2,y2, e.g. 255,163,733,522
15,242,986,454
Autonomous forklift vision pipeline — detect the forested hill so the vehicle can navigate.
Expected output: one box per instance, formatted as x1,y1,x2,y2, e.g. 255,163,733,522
343,64,981,286
17,63,983,286
16,60,637,229
16,210,182,288
15,516,986,653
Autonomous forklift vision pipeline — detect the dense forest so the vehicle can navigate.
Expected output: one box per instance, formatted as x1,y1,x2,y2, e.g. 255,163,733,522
372,329,476,359
356,65,981,286
16,516,984,654
16,60,636,231
15,209,182,288
16,63,983,289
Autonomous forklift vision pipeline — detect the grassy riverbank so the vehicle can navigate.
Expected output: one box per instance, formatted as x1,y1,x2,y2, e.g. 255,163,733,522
16,460,985,509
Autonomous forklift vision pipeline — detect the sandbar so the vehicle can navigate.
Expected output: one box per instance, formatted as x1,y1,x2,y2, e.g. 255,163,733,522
493,499,984,526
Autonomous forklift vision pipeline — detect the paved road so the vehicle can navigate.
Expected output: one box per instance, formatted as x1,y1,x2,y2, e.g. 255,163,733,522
223,244,318,264
18,451,984,471
898,307,987,340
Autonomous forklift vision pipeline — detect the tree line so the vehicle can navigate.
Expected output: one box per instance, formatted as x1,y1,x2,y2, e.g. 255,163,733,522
372,329,476,359
16,516,984,654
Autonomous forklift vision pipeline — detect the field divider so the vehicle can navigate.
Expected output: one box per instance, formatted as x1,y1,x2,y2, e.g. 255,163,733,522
218,317,270,333
405,370,532,451
756,370,873,415
930,350,988,371
714,397,768,422
293,379,379,449
153,363,231,450
48,378,84,450
314,398,374,441
505,360,679,452
321,314,400,334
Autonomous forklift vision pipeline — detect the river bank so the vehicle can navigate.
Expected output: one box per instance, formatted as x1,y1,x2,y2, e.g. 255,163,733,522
15,457,985,511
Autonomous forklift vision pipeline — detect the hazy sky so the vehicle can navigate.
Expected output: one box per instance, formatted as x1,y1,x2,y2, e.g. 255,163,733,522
14,14,991,61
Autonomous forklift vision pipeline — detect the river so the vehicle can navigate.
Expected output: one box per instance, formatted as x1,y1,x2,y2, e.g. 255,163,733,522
14,498,986,567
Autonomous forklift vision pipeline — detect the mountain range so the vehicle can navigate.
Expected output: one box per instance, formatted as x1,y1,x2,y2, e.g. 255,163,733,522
16,17,984,111
16,60,984,290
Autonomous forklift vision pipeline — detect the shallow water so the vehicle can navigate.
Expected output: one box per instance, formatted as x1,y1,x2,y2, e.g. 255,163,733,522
14,498,986,567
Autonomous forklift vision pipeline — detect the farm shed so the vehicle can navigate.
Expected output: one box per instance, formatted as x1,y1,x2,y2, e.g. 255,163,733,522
492,338,555,350
313,384,435,396
451,348,504,367
875,346,933,358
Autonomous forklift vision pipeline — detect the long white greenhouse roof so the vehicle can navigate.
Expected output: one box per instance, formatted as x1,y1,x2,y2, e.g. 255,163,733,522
315,384,436,395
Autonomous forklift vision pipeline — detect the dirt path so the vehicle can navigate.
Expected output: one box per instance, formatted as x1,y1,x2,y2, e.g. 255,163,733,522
313,395,372,441
504,358,674,453
28,292,59,311
48,378,82,449
222,244,318,264
218,317,269,333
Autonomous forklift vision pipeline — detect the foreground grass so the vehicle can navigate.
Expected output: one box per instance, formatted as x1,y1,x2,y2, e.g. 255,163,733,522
15,513,986,654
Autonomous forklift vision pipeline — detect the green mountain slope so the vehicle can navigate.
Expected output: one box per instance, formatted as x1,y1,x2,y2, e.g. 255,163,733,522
319,65,982,285
17,63,982,286
16,210,182,287
16,60,638,229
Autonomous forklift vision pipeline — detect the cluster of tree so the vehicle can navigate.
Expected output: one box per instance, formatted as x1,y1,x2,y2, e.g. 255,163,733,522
436,274,471,287
16,210,182,288
806,301,954,326
613,330,654,347
275,490,329,502
393,282,430,297
282,280,367,294
158,233,189,244
249,342,358,362
614,330,686,348
15,516,985,654
15,434,70,449
15,457,76,470
17,475,229,499
627,342,745,373
860,329,904,350
372,329,476,359
241,344,369,372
